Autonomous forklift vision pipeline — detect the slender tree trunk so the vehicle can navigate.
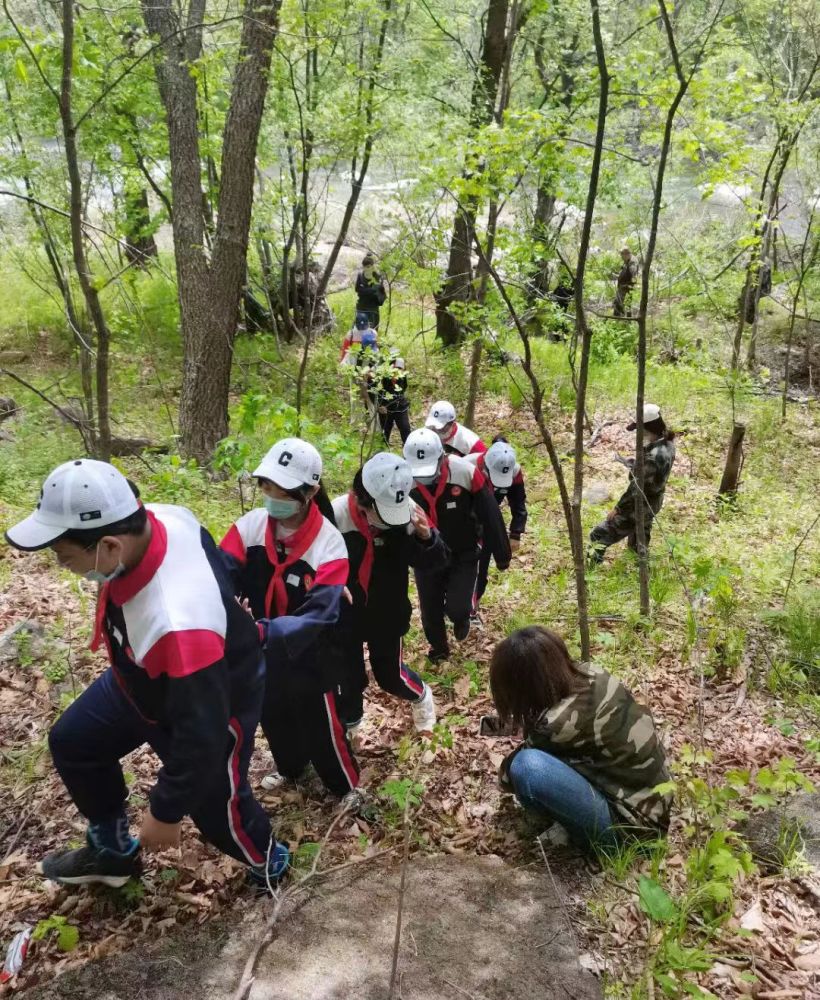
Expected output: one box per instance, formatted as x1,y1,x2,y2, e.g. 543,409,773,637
436,0,510,345
314,0,393,306
718,423,745,501
4,76,95,434
474,239,577,634
123,186,158,266
746,195,776,369
781,216,817,418
633,0,719,614
59,0,112,460
568,0,610,660
142,0,281,462
465,199,500,426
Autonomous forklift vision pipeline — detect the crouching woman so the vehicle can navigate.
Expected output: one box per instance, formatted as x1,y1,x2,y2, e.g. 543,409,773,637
490,626,672,850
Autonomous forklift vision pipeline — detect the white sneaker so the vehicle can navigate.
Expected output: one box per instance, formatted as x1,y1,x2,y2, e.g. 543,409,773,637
260,772,290,791
411,684,436,732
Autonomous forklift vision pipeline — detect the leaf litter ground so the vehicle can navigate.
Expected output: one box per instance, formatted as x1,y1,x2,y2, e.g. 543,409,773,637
1,401,819,997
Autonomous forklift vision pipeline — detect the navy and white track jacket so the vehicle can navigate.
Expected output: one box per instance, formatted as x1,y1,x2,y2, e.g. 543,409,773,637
331,494,449,638
92,505,264,825
410,457,511,566
220,503,348,690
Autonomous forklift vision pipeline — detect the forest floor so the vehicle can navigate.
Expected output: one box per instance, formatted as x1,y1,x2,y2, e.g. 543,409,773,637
1,309,819,997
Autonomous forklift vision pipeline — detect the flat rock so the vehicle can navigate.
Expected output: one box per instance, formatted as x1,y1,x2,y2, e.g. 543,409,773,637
583,482,612,505
0,620,45,665
22,855,602,1000
743,792,820,872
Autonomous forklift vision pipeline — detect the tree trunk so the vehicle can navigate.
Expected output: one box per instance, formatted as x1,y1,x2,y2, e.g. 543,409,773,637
59,0,112,460
314,0,393,307
123,186,158,267
718,423,746,501
568,0,609,661
142,0,281,463
633,0,697,616
4,75,95,436
436,0,509,345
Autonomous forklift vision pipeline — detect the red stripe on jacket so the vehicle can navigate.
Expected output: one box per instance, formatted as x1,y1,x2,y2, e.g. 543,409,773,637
141,629,226,679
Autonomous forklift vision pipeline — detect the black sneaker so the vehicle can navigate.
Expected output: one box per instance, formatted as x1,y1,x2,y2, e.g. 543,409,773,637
427,647,449,664
39,835,142,888
336,788,377,821
453,618,471,642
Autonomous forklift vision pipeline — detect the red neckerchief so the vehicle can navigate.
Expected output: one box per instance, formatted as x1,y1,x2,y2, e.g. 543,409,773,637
90,581,111,656
90,508,165,655
414,458,450,529
347,492,376,597
263,500,324,617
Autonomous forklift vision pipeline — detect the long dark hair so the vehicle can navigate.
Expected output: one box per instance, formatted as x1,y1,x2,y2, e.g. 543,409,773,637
489,626,586,733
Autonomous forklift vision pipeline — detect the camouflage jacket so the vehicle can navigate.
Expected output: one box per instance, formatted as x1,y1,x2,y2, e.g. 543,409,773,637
615,436,676,514
502,663,672,832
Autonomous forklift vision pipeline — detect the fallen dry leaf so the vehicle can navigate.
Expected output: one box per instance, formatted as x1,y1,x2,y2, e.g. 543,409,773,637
740,900,766,932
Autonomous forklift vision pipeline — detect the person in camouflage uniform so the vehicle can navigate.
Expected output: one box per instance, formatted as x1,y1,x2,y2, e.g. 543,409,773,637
490,626,671,849
613,247,639,317
588,403,676,564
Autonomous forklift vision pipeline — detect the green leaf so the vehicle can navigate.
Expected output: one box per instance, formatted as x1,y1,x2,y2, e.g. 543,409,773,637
57,923,79,952
15,57,28,84
655,972,678,995
681,983,718,999
750,792,777,808
638,875,678,923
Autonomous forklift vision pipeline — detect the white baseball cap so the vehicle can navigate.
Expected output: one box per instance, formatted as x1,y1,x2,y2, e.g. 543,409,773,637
362,453,414,526
253,437,322,491
425,400,456,431
5,459,141,551
403,428,444,478
484,441,517,488
626,403,661,431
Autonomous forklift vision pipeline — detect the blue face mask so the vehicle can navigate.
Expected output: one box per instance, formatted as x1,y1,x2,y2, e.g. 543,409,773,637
263,495,303,520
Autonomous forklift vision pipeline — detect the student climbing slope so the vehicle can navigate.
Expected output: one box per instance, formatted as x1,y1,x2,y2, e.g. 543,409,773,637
403,429,510,662
332,453,448,733
220,438,360,803
425,400,487,458
466,437,528,618
4,460,287,890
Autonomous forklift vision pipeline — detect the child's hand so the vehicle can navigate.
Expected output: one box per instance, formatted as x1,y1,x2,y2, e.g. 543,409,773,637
410,506,431,541
343,586,353,605
139,813,181,852
509,537,521,552
236,596,253,617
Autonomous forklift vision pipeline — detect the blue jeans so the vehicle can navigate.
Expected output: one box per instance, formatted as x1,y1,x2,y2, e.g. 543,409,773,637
508,748,617,850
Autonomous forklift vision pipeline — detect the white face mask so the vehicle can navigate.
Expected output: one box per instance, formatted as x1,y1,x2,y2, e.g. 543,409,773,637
84,542,125,584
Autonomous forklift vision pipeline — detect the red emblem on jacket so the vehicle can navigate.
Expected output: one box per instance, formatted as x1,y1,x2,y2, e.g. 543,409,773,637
450,486,462,496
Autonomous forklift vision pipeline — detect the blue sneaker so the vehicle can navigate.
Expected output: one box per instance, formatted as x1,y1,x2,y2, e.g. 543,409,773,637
247,841,290,893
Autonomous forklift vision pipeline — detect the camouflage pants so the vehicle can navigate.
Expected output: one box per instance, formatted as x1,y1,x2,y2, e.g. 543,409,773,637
588,495,664,564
